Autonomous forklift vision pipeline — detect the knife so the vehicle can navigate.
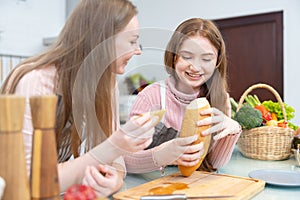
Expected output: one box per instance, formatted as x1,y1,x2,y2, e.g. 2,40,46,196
140,194,235,200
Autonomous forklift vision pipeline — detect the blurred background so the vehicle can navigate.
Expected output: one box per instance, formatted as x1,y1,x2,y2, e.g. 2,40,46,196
0,0,299,124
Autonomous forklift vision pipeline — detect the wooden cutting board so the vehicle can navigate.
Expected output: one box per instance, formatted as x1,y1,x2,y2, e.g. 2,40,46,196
113,171,265,200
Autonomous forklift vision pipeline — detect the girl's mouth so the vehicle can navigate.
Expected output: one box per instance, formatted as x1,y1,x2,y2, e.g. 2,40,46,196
186,72,202,79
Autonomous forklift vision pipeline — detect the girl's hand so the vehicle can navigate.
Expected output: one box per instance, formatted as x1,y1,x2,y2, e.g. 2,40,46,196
196,107,241,140
153,135,203,167
82,164,122,198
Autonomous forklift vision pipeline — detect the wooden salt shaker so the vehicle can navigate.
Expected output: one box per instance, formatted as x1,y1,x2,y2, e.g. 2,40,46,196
30,95,60,200
0,95,30,200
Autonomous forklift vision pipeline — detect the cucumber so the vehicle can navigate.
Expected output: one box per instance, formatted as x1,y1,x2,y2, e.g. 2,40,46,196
230,97,238,112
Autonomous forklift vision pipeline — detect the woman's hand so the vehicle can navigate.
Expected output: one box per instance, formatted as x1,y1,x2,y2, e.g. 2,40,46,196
82,164,122,198
153,135,203,167
196,107,241,140
110,113,158,154
88,113,158,167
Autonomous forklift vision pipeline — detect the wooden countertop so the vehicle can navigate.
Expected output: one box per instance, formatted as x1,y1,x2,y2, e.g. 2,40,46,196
120,145,300,200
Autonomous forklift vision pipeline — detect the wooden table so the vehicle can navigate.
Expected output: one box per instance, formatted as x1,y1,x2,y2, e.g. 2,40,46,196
119,145,300,200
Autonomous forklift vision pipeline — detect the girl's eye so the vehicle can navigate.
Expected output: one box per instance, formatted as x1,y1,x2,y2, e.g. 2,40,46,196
203,59,211,62
130,41,137,45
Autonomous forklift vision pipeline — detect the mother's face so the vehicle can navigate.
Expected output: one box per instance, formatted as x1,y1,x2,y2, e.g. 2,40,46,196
114,15,142,74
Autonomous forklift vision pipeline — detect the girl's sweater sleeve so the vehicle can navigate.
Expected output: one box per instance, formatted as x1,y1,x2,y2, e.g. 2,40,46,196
129,83,161,118
207,133,240,169
124,149,160,173
206,94,241,169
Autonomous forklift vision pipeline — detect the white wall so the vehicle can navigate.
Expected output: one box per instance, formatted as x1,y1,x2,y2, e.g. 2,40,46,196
0,0,299,124
0,0,65,56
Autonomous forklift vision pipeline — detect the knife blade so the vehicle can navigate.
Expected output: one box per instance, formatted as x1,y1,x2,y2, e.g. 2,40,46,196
140,194,235,200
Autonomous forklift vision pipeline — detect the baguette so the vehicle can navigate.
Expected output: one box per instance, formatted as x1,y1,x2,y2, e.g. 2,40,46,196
178,98,211,177
149,109,166,124
135,109,166,127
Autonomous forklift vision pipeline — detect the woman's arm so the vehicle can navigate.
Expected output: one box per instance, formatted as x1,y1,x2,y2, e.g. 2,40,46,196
58,153,101,191
124,83,164,173
14,67,156,195
126,90,161,173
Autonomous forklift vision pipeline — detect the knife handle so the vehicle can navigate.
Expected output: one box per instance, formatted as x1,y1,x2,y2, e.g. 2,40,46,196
140,194,186,200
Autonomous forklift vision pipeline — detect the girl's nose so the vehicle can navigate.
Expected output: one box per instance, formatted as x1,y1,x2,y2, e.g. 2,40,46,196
189,64,201,71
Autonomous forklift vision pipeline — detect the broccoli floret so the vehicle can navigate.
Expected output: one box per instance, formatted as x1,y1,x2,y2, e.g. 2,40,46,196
234,104,263,129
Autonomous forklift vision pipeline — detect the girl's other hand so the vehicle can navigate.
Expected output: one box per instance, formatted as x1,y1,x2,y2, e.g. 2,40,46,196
153,135,203,167
196,107,241,140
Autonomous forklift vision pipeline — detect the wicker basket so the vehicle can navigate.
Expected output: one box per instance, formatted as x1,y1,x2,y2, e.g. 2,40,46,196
236,83,294,160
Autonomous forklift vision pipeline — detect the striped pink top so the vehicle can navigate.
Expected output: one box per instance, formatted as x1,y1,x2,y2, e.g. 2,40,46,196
13,65,125,177
125,77,240,173
14,65,58,175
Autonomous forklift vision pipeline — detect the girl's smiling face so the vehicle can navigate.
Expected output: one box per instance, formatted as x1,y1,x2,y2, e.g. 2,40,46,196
175,35,218,93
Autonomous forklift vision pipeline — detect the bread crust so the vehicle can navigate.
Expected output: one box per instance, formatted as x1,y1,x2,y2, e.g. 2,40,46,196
178,98,211,177
136,109,166,127
149,110,166,122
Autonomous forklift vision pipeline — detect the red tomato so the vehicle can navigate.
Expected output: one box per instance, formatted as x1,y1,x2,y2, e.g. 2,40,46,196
278,121,288,128
64,184,97,200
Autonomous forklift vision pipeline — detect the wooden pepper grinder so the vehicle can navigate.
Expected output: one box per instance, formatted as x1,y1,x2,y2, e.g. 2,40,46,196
0,95,30,200
30,95,60,200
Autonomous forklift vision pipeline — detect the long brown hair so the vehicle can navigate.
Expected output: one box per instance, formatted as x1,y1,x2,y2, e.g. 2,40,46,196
164,18,228,113
0,0,137,160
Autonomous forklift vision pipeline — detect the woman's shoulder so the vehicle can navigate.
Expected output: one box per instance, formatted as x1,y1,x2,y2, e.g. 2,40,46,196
16,65,57,96
20,64,56,78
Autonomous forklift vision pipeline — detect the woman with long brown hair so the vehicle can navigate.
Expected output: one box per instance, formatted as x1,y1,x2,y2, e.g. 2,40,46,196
1,0,157,197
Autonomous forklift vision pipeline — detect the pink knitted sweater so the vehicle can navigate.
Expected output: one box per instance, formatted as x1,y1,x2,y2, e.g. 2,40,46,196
125,77,240,173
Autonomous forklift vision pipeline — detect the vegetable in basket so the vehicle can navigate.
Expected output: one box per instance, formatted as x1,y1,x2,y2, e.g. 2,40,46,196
230,97,238,118
245,94,272,121
254,105,272,121
234,104,263,129
262,100,298,130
